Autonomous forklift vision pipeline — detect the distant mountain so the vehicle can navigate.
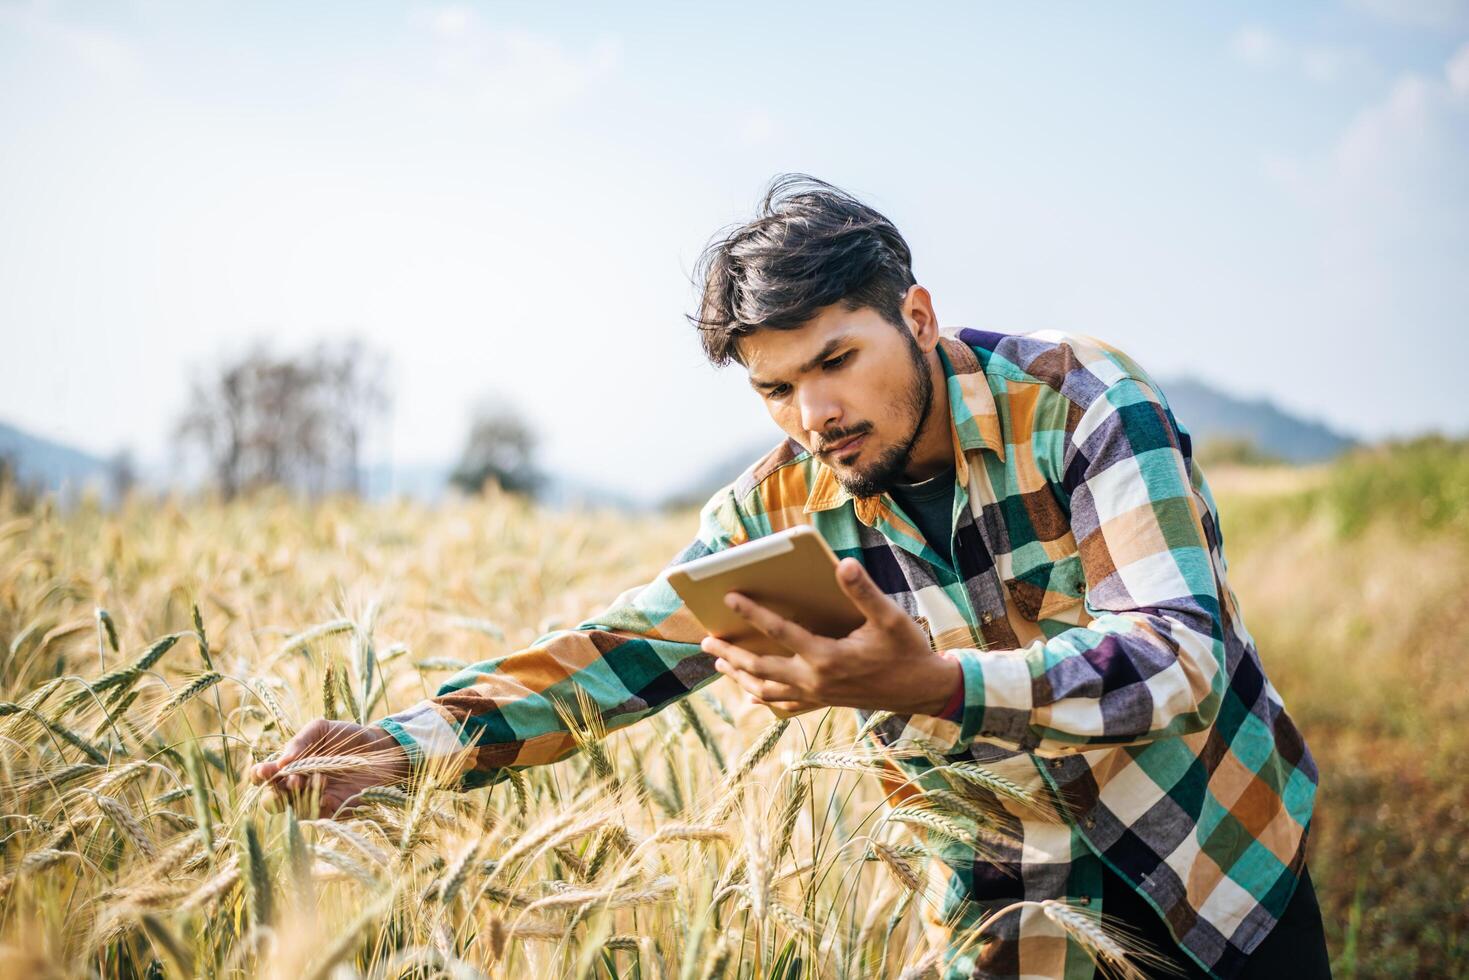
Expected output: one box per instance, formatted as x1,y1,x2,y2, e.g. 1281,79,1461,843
2,371,1360,512
0,420,110,499
1153,375,1359,463
656,375,1361,510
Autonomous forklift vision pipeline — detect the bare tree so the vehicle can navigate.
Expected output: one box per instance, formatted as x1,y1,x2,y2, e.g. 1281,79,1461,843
449,399,543,498
176,338,390,499
105,448,137,503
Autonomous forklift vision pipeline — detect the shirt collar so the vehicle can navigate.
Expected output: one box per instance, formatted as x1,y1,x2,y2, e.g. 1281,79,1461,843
803,332,1005,521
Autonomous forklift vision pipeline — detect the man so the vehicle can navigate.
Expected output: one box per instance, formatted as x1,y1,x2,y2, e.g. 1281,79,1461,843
250,174,1330,979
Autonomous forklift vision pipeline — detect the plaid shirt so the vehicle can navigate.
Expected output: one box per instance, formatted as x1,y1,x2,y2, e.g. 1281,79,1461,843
379,327,1318,980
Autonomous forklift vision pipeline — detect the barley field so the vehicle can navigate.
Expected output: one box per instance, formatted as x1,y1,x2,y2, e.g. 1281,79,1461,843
0,436,1464,979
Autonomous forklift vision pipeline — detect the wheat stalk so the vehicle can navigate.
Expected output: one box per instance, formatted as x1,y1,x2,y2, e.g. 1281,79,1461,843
50,633,183,715
276,754,381,777
791,750,889,775
150,670,223,728
521,873,676,915
888,806,974,841
713,718,788,818
647,822,729,843
867,838,924,892
241,821,273,928
306,818,390,866
436,837,481,905
93,792,157,859
311,845,381,887
278,619,354,657
855,709,898,741
938,760,1062,819
90,759,153,796
180,861,241,910
699,934,733,980
922,788,1005,828
252,679,294,737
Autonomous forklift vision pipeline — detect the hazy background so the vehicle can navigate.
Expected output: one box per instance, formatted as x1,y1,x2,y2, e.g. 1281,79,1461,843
2,0,1466,505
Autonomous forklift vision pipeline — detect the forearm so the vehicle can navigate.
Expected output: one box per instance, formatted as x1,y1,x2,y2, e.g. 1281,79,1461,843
938,605,1225,755
376,628,718,789
377,484,752,789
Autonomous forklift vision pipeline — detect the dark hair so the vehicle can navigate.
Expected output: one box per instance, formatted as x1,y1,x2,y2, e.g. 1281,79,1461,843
687,173,917,367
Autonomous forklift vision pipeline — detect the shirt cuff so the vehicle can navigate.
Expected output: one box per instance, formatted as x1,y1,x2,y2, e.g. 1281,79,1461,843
375,701,470,779
937,652,966,723
950,647,1043,751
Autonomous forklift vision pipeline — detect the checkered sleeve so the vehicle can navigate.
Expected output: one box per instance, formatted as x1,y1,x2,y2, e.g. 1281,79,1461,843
374,485,750,788
941,376,1227,755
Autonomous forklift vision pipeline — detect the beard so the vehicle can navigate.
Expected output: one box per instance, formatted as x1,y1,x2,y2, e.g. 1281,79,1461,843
831,330,934,499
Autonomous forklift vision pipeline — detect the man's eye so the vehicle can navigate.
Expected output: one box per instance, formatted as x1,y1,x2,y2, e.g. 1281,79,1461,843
825,352,851,370
767,384,791,399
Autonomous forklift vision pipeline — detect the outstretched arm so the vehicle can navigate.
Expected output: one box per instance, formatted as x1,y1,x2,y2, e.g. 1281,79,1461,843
249,485,751,812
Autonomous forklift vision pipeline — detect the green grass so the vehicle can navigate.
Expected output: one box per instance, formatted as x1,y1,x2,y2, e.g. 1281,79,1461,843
1208,435,1469,978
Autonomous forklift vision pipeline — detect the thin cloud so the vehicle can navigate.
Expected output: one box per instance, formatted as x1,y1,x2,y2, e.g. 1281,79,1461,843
406,4,623,118
1263,43,1468,209
1449,39,1469,96
0,1,143,83
1228,25,1375,85
1229,26,1284,68
1347,0,1469,31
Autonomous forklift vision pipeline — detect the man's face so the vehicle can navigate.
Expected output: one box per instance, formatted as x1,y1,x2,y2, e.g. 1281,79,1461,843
738,302,934,497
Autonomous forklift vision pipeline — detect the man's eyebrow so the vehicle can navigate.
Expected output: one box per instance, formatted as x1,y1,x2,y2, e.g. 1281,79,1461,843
747,334,855,389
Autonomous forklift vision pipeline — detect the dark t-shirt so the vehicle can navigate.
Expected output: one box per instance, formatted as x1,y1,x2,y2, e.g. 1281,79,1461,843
889,465,957,570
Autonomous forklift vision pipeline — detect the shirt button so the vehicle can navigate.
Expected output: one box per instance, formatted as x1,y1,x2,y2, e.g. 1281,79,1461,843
1050,759,1065,769
980,611,994,625
1084,816,1096,829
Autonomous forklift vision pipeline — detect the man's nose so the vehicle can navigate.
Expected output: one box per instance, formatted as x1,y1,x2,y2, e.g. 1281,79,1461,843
798,385,842,435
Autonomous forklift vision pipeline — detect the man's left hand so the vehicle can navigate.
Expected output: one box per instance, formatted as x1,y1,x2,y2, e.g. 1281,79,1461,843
701,556,962,718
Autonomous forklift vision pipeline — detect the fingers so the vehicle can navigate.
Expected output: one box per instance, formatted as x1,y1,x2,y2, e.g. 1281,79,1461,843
834,558,900,626
723,592,827,657
701,635,803,686
279,718,331,763
247,717,347,786
713,657,805,704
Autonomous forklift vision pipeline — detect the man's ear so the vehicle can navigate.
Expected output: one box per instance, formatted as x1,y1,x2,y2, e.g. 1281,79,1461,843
903,284,940,351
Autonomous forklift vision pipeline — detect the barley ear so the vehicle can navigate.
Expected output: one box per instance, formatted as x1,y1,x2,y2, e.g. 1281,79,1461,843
241,820,273,929
96,607,120,654
183,744,214,854
191,602,212,670
1038,899,1188,980
286,807,314,908
139,913,194,978
699,934,732,979
321,658,338,720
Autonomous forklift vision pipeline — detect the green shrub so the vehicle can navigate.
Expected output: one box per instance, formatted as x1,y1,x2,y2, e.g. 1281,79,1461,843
1323,434,1469,539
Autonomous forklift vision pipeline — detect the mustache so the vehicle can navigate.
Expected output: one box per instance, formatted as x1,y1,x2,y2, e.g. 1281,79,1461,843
817,423,872,454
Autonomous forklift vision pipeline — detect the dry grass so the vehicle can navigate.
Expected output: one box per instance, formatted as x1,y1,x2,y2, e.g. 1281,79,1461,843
0,437,1464,978
1212,445,1469,978
0,483,1041,978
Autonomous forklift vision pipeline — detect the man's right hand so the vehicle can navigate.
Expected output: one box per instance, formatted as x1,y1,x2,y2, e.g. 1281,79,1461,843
248,719,412,818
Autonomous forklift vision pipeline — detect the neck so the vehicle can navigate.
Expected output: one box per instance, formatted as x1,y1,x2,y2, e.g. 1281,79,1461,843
900,349,953,483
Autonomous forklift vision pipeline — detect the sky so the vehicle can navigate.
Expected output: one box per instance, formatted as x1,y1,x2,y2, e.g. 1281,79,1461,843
1,0,1466,504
